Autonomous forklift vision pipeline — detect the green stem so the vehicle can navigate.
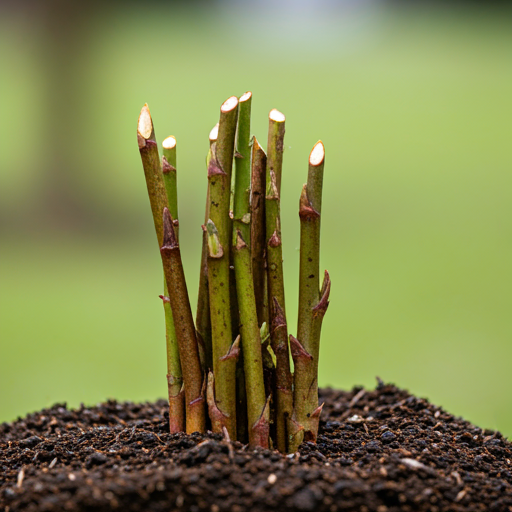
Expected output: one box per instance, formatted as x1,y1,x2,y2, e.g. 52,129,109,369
160,208,205,434
236,353,248,444
250,137,268,327
137,105,185,433
288,272,330,451
160,293,184,434
288,334,322,451
233,91,252,244
232,92,253,444
196,209,212,372
296,142,325,358
260,321,276,425
265,109,292,453
161,135,184,433
270,296,293,451
291,141,330,450
195,126,218,373
137,104,168,249
207,96,239,438
233,230,269,447
231,93,269,447
162,136,178,231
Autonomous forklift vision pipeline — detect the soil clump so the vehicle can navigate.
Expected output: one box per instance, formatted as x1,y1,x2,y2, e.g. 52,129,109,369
1,383,511,511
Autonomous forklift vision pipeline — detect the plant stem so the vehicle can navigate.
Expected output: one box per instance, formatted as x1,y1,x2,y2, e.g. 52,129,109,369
250,137,268,327
232,92,253,444
270,296,292,451
137,105,185,433
229,102,242,343
161,135,185,433
296,142,325,355
207,96,239,438
231,93,268,447
235,356,248,444
206,335,240,431
233,92,252,244
260,321,276,430
159,293,185,433
137,104,168,249
265,109,293,453
160,208,205,434
290,141,330,451
289,271,330,451
195,125,219,373
162,136,178,232
233,229,269,447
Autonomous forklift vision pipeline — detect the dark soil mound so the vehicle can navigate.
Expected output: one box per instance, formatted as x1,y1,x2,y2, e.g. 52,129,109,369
1,383,511,512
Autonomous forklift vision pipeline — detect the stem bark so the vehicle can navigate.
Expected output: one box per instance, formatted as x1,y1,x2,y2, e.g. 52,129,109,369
207,97,239,438
265,109,292,453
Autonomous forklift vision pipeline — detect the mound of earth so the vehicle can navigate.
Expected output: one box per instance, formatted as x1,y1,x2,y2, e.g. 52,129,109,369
1,383,511,511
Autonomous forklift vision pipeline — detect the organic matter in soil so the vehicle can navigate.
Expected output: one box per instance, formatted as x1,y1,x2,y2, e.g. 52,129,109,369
1,383,511,512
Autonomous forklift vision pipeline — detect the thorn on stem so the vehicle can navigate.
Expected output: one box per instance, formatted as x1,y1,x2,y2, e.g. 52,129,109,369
268,230,281,248
235,229,247,251
207,371,230,433
161,207,179,251
250,397,271,449
312,270,331,316
207,148,226,178
220,335,240,361
299,184,320,219
271,297,287,332
303,403,324,442
162,156,176,174
289,335,313,361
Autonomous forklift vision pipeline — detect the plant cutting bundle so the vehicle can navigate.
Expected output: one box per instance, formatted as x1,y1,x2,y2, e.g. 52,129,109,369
137,93,330,454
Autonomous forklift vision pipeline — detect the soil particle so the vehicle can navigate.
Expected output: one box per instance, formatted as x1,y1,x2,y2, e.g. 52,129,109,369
380,431,396,444
1,384,511,511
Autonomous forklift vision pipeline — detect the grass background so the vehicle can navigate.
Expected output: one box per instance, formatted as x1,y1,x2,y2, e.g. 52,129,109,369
1,2,511,437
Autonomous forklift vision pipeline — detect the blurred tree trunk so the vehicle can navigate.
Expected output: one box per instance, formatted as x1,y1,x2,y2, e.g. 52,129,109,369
33,0,96,230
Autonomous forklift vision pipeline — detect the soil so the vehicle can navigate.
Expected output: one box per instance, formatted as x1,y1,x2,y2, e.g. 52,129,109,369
1,382,511,512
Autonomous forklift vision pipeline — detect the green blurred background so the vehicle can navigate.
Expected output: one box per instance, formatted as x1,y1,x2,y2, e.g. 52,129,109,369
1,0,511,437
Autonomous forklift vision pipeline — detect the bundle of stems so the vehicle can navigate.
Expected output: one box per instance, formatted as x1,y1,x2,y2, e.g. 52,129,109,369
136,93,330,453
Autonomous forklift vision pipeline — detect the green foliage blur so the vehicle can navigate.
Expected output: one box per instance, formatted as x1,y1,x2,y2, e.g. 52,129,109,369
1,2,511,437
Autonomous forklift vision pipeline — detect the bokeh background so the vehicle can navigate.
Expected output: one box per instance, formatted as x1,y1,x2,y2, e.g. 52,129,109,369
1,0,511,437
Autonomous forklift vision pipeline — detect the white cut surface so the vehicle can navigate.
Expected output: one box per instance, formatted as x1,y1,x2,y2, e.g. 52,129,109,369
269,109,285,122
240,91,252,102
137,104,153,139
221,96,239,113
309,141,325,166
162,136,176,149
209,124,219,141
